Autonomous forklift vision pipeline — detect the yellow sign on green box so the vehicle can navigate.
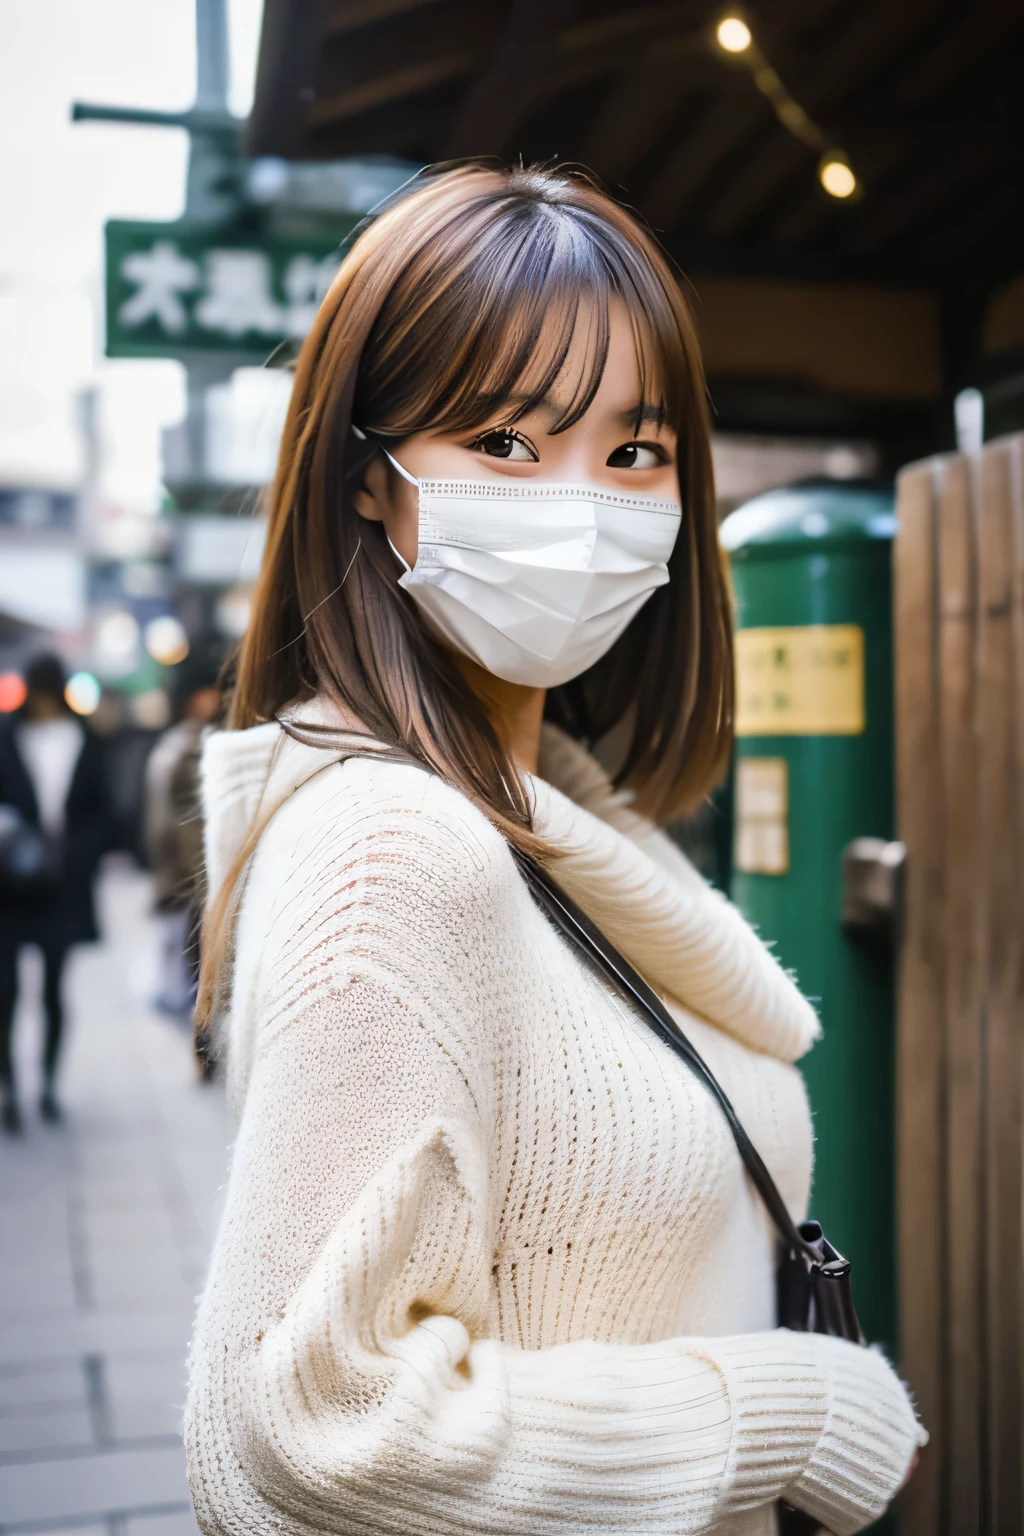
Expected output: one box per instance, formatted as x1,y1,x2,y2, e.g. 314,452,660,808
735,623,865,736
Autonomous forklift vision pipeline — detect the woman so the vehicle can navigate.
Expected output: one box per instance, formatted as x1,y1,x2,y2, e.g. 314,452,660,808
0,653,113,1130
187,164,923,1535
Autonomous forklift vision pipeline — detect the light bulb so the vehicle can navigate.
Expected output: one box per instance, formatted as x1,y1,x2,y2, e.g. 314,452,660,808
65,672,101,716
0,673,27,713
820,155,857,199
144,614,190,667
716,16,752,53
94,609,141,675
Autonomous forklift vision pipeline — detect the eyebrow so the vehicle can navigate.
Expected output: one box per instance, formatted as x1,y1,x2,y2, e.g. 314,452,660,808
493,396,668,433
615,403,666,431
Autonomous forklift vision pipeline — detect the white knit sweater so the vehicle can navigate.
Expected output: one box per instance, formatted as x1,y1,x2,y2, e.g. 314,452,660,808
186,707,924,1536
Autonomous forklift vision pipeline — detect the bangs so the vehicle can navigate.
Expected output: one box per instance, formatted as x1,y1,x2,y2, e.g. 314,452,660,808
355,182,688,443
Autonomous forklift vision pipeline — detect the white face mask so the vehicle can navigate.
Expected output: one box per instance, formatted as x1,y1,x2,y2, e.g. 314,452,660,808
380,449,682,688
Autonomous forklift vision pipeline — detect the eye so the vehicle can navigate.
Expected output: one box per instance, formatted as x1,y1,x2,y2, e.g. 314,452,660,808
470,428,538,462
606,440,667,470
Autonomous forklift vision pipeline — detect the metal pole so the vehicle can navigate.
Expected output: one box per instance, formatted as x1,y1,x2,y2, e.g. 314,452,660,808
185,0,240,228
184,0,238,481
195,0,230,113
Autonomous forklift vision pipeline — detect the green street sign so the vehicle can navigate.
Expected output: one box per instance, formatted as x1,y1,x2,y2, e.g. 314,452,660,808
104,219,357,360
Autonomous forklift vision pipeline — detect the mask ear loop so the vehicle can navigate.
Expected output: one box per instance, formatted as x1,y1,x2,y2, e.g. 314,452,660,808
378,450,418,573
350,425,419,487
350,426,418,573
381,447,418,487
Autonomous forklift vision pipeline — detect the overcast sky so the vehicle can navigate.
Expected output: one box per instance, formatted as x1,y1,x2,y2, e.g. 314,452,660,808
0,0,262,510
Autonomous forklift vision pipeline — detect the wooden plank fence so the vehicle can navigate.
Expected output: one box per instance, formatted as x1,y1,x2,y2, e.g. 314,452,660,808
894,433,1024,1536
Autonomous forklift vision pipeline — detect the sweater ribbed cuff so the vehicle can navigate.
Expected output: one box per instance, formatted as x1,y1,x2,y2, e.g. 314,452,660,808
708,1332,832,1514
708,1332,925,1534
784,1336,926,1536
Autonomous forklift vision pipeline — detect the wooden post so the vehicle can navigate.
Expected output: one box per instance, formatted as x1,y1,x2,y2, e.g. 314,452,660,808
894,434,1024,1535
893,459,947,1536
938,452,987,1534
977,437,1023,1534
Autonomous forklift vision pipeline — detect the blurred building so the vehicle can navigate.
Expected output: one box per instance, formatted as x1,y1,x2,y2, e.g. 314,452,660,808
0,486,86,671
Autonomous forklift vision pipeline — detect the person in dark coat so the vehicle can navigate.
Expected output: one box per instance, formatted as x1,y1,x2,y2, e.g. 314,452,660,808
0,654,114,1131
144,677,220,1017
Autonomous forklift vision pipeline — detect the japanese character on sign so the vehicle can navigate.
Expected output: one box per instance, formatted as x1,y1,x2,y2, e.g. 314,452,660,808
118,242,200,334
194,250,285,338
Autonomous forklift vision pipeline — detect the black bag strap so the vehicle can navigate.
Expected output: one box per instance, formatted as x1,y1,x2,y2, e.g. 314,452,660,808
512,848,819,1264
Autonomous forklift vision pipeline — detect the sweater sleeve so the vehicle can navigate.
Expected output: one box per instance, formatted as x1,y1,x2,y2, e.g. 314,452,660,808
186,774,923,1536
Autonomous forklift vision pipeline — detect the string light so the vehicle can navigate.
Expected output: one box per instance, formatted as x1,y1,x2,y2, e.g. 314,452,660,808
716,16,752,54
819,153,857,199
713,13,859,199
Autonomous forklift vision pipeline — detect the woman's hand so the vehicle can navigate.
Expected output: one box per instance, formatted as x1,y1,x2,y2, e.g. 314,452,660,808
898,1450,920,1493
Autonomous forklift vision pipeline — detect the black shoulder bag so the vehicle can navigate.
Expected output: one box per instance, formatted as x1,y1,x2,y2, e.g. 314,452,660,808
513,849,863,1536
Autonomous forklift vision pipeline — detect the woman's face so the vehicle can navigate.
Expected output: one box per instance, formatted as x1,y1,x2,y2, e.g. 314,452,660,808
354,299,678,569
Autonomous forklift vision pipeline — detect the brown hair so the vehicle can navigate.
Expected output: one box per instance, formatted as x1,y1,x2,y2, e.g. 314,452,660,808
197,161,732,1029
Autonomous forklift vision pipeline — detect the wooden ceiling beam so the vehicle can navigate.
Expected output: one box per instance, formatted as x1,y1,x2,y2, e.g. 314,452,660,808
895,0,1022,104
309,4,696,148
302,95,444,160
580,63,692,189
766,0,940,117
556,6,686,56
663,225,910,285
850,141,1008,253
579,38,750,188
641,94,766,230
308,52,479,127
324,0,447,39
699,137,810,241
443,0,584,158
544,3,724,107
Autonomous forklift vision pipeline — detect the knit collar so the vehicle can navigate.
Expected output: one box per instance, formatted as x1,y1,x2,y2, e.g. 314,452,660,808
527,730,819,1062
201,697,819,1065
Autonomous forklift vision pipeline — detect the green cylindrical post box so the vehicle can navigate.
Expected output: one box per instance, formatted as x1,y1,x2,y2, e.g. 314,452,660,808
720,481,898,1354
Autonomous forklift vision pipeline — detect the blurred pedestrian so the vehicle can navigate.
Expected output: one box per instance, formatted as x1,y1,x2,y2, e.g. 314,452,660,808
143,676,220,1018
0,653,114,1131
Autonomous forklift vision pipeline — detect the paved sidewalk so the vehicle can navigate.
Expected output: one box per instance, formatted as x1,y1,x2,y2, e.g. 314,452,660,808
0,866,230,1536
